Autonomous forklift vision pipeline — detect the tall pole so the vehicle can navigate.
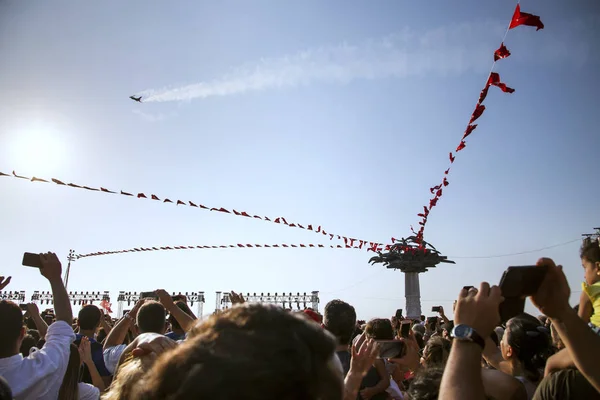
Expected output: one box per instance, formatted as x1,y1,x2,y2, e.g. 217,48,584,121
64,249,75,290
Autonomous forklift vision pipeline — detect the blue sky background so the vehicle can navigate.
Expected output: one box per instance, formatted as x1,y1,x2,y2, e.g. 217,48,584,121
1,0,598,319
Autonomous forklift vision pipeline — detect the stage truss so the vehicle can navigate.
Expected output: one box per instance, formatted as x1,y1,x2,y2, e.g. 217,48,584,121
215,291,320,312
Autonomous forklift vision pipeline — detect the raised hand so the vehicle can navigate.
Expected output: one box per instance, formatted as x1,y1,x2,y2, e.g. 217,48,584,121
78,336,94,366
530,258,571,320
39,252,62,281
26,302,40,317
349,333,378,377
0,276,11,290
155,289,173,308
455,282,503,338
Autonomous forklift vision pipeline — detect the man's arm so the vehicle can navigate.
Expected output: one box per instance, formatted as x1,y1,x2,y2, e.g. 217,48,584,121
39,253,72,324
530,258,600,392
156,290,195,332
103,300,144,350
550,307,600,391
26,303,48,339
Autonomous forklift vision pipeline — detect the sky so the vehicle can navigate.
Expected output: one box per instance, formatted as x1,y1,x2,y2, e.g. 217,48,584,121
1,0,599,320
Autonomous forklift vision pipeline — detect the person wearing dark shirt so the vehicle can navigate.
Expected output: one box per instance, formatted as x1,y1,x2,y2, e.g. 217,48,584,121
323,299,356,377
73,305,111,385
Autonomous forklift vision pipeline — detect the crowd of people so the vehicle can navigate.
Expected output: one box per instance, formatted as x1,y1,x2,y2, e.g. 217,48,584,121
0,237,599,399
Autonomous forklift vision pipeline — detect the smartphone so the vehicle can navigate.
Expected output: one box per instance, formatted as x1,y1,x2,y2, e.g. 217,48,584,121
499,265,549,298
19,304,28,311
400,322,411,338
376,340,406,359
432,306,441,313
172,294,187,303
463,286,475,291
140,291,158,300
498,265,549,324
395,309,403,320
22,253,42,268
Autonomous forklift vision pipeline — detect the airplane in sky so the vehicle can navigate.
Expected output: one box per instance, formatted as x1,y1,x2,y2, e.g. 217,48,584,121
129,96,142,102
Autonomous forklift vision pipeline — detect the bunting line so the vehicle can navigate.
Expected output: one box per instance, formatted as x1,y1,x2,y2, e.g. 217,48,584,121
75,243,364,259
411,3,543,244
1,170,386,251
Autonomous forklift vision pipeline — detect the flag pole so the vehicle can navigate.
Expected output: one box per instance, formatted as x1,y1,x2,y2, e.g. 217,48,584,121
64,249,75,290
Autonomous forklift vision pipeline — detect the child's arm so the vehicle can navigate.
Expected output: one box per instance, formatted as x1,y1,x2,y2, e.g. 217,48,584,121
578,291,593,323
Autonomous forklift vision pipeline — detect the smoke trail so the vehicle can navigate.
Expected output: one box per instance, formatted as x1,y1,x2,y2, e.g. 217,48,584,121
137,22,506,103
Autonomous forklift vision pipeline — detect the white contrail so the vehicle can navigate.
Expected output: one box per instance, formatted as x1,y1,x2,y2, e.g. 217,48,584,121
137,22,506,103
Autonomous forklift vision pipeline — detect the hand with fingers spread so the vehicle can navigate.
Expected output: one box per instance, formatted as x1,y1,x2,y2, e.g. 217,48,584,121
455,282,504,338
348,333,379,378
0,276,11,290
229,291,246,305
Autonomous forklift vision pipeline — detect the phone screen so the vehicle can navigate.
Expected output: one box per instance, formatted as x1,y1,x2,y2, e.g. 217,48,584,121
400,322,411,338
395,309,403,320
432,306,441,313
499,265,548,298
22,253,42,268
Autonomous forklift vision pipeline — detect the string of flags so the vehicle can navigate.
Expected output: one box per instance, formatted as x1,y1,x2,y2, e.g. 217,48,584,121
1,170,385,251
75,243,366,259
411,3,543,244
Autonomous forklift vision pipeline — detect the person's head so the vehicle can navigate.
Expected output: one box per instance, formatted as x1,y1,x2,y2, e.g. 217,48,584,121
169,302,194,332
580,238,600,286
27,329,40,343
137,301,167,334
406,367,444,400
420,315,426,322
414,332,425,350
411,323,425,336
78,304,102,331
501,313,552,383
364,318,394,340
19,334,37,357
420,336,451,368
135,303,343,400
323,300,356,347
0,300,25,358
58,344,81,400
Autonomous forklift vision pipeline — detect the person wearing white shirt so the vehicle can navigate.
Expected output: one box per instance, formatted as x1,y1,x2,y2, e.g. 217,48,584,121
0,252,74,400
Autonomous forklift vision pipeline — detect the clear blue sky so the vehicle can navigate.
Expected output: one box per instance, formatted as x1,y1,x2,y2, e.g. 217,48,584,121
1,0,598,319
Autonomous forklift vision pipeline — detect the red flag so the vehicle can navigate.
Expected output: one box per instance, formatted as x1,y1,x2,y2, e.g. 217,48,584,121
478,85,490,104
509,5,544,31
456,141,466,152
470,104,485,123
151,194,160,200
444,168,450,175
100,299,112,314
463,124,477,140
494,43,511,61
488,73,514,93
443,177,449,187
449,153,455,163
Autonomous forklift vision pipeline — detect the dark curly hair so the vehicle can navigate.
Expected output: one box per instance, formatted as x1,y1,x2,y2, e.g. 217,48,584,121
365,318,394,340
505,313,552,383
580,238,600,263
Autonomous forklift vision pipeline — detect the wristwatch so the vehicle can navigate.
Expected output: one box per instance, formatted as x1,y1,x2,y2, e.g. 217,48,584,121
451,324,485,350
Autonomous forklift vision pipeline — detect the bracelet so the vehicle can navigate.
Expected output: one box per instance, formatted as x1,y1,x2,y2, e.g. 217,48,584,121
124,313,134,322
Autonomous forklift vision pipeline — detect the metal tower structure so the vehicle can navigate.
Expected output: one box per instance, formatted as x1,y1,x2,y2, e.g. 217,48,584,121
116,291,205,318
369,236,454,319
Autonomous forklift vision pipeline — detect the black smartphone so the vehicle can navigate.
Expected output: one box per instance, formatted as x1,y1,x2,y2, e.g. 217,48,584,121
377,340,406,359
499,265,548,298
498,265,549,324
19,304,28,311
400,322,411,338
432,306,441,313
395,309,403,320
463,286,475,291
140,291,158,300
22,253,42,268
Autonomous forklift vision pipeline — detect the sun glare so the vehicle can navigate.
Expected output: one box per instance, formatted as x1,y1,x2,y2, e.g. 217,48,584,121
9,126,67,174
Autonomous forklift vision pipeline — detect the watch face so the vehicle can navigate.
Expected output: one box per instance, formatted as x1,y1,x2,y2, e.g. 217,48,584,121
453,324,472,338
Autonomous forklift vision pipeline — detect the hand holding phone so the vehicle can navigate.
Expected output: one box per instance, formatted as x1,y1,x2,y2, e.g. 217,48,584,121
400,321,411,338
140,291,159,300
432,306,441,313
498,265,549,324
376,340,406,359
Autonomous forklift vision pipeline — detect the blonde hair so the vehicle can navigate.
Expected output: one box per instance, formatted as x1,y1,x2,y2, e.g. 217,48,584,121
102,355,154,400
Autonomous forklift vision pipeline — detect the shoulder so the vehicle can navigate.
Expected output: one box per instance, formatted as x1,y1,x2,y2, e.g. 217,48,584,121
482,369,527,400
78,382,100,400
